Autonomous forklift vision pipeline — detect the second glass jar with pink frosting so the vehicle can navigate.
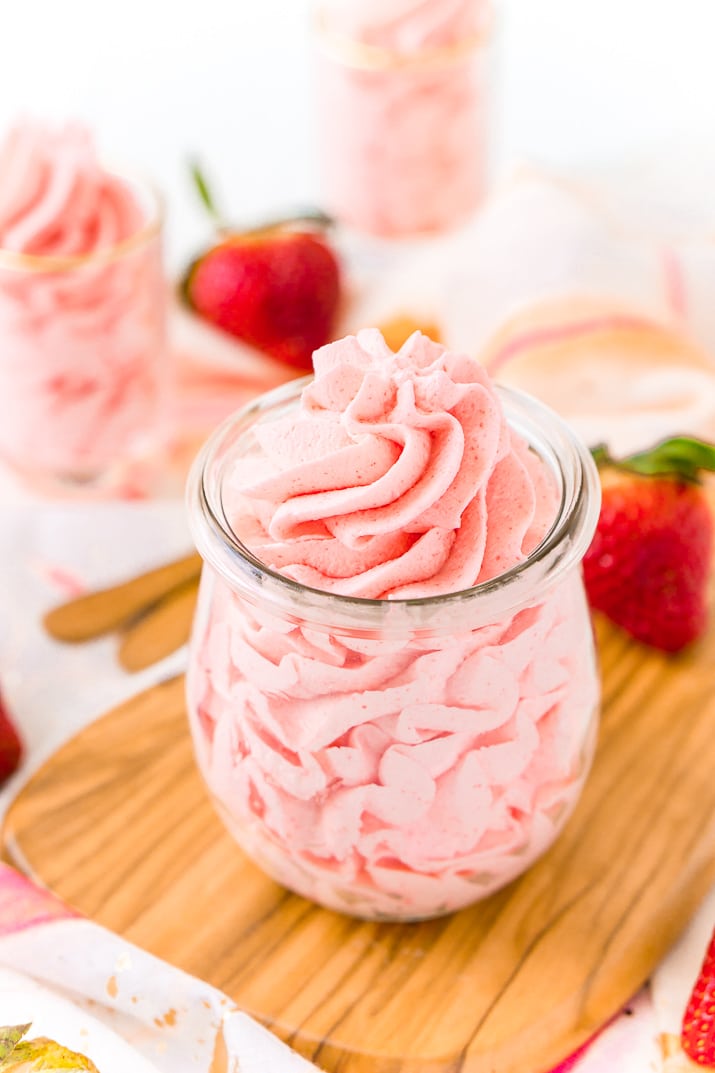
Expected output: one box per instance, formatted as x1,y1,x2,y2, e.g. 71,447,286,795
186,330,601,921
315,0,493,238
0,123,166,488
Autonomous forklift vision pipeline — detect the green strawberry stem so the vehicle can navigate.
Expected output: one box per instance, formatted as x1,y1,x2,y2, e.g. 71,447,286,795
189,160,223,227
592,435,715,484
189,159,333,237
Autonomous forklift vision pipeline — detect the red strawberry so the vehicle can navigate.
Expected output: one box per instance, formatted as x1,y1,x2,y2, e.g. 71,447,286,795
0,688,23,783
185,229,341,370
682,926,715,1066
583,436,715,652
183,164,341,370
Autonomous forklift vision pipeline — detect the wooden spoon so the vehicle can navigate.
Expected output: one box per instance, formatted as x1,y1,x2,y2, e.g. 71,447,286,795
118,576,201,672
43,552,203,643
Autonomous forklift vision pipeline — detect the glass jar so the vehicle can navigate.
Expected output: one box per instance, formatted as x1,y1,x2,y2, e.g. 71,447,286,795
314,0,493,239
0,173,166,488
186,379,601,921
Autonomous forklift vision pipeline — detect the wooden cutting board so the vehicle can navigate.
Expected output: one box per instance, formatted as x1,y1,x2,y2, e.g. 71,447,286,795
4,615,715,1073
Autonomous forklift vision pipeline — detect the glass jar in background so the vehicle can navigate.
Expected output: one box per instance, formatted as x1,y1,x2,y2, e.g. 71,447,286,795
0,172,166,489
185,380,601,922
314,0,493,239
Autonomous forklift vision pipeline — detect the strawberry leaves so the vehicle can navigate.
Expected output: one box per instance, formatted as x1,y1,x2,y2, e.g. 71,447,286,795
0,1025,100,1071
592,435,715,484
0,1027,31,1062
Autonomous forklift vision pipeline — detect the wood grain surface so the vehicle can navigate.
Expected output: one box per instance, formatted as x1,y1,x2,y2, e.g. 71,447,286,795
43,552,202,643
4,615,715,1073
117,577,200,673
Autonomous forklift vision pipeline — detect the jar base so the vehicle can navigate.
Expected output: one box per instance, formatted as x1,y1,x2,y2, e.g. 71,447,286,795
0,435,171,499
205,758,596,923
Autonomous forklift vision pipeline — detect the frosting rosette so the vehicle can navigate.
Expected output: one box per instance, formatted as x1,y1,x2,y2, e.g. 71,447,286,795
186,331,601,920
0,120,165,482
229,330,557,598
0,122,144,257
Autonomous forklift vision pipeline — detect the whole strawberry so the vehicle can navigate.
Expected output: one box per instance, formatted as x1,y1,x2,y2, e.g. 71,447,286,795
682,926,715,1066
0,688,23,784
185,230,341,370
583,436,715,652
183,165,341,370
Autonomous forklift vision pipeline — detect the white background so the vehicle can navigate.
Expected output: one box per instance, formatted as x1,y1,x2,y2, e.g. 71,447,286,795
3,0,715,267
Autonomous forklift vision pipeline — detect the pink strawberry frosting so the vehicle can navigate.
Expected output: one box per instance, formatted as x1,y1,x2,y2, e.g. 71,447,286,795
187,331,599,919
327,0,486,51
228,330,557,597
317,0,491,237
0,123,144,257
0,122,165,481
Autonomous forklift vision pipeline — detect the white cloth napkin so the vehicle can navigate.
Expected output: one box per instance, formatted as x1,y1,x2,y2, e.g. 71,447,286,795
0,880,318,1072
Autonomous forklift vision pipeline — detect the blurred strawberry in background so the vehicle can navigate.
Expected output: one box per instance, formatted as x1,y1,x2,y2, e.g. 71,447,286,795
182,164,342,370
0,687,23,785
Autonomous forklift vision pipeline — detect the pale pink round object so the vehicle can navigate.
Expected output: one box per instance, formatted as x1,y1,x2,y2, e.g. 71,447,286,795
0,122,166,485
186,332,601,920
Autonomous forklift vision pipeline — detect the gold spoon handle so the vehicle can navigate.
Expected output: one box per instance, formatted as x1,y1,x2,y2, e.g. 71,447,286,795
118,577,200,672
43,552,203,643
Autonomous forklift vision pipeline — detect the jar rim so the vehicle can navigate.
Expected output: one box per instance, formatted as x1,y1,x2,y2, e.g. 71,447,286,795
313,5,493,73
187,377,601,631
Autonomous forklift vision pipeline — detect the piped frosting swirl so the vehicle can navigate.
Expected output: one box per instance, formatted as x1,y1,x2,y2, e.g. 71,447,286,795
0,122,144,259
230,329,558,599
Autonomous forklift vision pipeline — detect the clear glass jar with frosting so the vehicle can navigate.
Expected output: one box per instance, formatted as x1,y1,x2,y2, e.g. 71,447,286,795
0,122,166,488
186,330,601,921
314,0,493,238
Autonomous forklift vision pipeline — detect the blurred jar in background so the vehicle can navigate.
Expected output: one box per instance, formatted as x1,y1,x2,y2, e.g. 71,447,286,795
314,0,493,239
0,122,167,489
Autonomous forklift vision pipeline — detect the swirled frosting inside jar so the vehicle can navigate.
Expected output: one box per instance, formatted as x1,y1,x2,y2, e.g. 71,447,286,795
188,331,599,920
0,121,143,257
228,329,558,598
